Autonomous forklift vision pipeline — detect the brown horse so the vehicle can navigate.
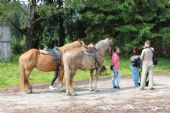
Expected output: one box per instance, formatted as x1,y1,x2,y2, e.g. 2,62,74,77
63,45,104,96
19,39,84,93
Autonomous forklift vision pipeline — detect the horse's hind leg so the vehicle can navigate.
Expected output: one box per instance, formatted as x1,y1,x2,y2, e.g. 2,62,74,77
19,63,26,91
94,67,102,92
65,71,77,96
24,70,33,93
65,72,71,95
89,69,94,91
69,72,77,96
94,74,98,92
57,69,65,92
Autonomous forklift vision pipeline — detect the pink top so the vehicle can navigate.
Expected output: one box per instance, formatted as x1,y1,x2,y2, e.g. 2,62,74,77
112,52,120,69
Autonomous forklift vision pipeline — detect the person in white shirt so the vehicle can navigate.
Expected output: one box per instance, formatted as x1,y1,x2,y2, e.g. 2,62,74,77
140,40,154,90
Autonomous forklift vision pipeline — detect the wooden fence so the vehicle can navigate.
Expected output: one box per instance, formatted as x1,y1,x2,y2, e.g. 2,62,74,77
0,24,11,60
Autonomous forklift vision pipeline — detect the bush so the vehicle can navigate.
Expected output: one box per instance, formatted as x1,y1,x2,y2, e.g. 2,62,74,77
11,37,25,55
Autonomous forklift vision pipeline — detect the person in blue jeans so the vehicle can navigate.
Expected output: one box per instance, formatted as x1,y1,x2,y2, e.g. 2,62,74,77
112,67,121,89
130,48,141,87
111,47,120,89
130,64,139,87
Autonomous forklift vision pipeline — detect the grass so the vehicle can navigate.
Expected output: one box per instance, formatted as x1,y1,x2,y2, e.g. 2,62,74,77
0,55,169,87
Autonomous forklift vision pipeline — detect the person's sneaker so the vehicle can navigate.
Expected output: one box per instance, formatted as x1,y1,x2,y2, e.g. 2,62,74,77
149,87,155,90
117,86,120,89
113,86,117,89
138,83,141,86
49,86,55,91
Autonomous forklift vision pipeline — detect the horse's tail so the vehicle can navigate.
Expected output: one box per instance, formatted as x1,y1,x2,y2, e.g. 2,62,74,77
63,56,71,77
63,54,72,85
19,55,26,91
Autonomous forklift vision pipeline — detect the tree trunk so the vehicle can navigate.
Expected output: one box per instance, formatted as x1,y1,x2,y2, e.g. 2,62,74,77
25,0,39,50
58,0,65,46
26,26,39,49
58,14,65,46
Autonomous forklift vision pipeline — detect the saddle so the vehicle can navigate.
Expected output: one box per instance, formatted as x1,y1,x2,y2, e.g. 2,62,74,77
82,44,100,67
82,44,98,56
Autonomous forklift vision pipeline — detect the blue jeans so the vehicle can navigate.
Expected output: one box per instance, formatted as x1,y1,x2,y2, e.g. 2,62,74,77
112,67,120,87
130,65,139,86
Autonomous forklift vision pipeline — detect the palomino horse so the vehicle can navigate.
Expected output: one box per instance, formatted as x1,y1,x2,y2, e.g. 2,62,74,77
89,38,113,91
63,45,104,96
19,39,84,93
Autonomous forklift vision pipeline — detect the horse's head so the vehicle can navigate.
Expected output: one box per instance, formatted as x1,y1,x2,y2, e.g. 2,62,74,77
71,39,86,48
105,38,113,57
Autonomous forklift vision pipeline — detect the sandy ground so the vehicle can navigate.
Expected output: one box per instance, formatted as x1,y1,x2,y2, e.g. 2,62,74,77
0,72,170,113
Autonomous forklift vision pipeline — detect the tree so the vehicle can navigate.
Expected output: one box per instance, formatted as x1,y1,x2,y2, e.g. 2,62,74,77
0,0,67,50
44,0,66,46
1,0,170,56
65,0,170,56
0,0,44,49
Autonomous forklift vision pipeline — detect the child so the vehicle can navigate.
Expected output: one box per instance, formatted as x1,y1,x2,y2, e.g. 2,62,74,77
111,47,120,89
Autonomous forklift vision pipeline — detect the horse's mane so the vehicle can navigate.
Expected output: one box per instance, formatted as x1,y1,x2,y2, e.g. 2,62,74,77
95,38,110,49
59,40,86,53
94,38,112,56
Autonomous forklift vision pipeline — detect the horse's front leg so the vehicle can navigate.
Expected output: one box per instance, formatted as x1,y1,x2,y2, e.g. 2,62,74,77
65,71,77,96
65,72,71,96
94,73,98,92
57,79,64,92
89,69,94,91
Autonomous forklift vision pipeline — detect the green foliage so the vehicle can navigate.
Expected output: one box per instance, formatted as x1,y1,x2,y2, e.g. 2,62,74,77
160,27,170,43
74,0,170,55
0,1,22,23
11,37,26,55
115,25,137,33
1,0,170,55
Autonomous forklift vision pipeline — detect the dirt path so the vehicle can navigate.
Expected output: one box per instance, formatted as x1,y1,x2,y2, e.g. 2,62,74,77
0,73,170,113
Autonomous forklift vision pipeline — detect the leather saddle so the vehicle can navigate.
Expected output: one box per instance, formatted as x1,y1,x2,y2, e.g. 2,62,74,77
83,44,98,56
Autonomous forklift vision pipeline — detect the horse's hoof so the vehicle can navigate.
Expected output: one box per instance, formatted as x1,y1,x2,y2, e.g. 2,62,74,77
59,88,65,93
71,93,77,96
94,89,100,92
26,91,33,94
67,92,77,96
21,90,33,94
67,92,72,96
20,91,26,94
89,89,94,91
